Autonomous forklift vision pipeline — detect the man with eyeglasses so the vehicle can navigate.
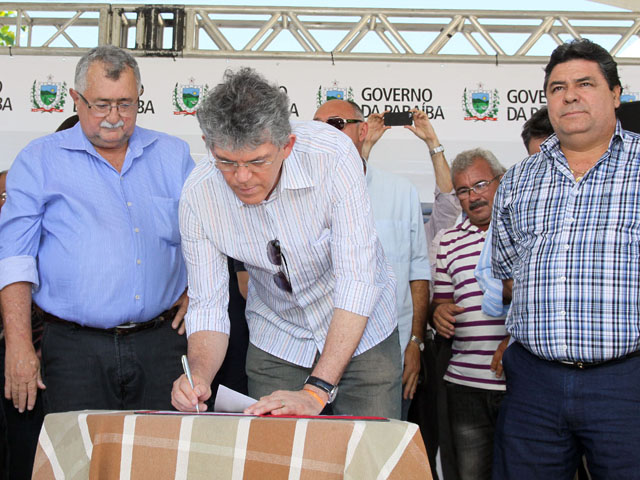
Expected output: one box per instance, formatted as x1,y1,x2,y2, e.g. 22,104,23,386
313,99,430,421
172,67,401,419
431,148,507,480
0,45,194,415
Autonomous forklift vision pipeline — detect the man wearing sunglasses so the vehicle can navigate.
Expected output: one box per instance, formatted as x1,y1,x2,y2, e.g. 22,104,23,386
172,67,401,419
313,99,430,420
0,46,194,416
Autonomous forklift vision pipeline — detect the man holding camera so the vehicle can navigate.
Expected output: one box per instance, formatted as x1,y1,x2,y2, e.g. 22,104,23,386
313,99,431,419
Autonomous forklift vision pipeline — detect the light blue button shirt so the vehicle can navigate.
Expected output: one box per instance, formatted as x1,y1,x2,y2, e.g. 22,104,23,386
0,124,194,328
474,224,510,318
366,165,431,355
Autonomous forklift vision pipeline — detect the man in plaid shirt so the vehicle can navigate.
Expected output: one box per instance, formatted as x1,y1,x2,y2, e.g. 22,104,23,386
491,39,640,478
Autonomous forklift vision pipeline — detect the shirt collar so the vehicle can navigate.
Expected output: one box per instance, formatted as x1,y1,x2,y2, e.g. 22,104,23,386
458,217,484,234
59,123,158,161
541,120,625,167
278,148,314,191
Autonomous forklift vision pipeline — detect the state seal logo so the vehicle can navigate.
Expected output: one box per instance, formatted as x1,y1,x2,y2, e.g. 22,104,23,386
173,79,209,116
31,76,67,113
462,84,499,121
316,81,354,108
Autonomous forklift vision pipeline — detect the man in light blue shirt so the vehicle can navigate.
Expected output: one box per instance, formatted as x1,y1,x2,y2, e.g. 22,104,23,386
314,100,431,418
0,46,194,414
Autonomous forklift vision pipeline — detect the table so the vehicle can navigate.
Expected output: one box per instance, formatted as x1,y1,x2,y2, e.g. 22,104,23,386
32,411,432,479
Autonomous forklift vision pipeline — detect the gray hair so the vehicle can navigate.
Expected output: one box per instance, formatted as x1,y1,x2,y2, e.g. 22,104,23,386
451,148,506,182
196,67,291,151
75,45,142,94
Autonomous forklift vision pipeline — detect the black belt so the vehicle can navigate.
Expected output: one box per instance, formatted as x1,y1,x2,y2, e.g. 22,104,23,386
42,307,178,336
558,349,640,369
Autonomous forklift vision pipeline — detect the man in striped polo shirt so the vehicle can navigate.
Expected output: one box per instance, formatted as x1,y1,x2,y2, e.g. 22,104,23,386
432,148,507,480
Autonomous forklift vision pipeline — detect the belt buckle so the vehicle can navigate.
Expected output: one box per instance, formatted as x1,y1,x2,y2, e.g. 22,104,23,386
560,360,586,369
114,322,138,334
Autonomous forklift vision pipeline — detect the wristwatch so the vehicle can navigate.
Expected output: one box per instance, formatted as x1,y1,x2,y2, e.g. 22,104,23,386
429,145,445,157
410,334,425,352
305,375,339,404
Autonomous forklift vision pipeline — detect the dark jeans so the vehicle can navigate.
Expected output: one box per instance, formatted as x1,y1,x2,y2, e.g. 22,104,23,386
41,318,187,413
408,332,460,480
0,338,45,480
493,342,640,480
447,383,504,480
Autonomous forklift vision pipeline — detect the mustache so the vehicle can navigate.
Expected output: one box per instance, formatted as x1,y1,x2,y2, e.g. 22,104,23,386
100,119,125,129
469,200,488,210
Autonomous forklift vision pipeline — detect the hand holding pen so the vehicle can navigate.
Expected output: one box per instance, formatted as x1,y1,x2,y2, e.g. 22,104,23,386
181,354,200,413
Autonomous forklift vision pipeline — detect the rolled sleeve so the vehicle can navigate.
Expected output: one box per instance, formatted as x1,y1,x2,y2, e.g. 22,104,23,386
0,256,39,291
0,150,46,276
333,278,383,316
330,142,384,318
179,192,230,337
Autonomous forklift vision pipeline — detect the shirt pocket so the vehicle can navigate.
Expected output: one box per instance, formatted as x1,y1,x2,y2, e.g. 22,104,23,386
151,196,180,245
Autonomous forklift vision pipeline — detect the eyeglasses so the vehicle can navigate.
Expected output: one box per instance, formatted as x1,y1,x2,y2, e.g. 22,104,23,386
321,117,363,131
267,239,292,293
455,175,501,199
76,91,138,118
215,158,274,172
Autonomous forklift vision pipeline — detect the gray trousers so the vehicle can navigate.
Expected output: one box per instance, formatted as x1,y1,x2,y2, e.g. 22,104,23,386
246,329,402,419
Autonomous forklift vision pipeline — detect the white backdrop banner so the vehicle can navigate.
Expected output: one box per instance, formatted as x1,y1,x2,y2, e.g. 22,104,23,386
1,56,638,200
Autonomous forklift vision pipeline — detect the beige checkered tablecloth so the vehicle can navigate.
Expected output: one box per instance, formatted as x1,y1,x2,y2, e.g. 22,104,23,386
32,411,432,479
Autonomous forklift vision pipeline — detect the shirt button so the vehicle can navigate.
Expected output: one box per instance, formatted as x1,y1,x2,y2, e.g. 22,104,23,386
562,345,568,351
559,276,566,282
566,217,574,223
134,227,139,233
559,310,566,317
564,244,570,250
136,259,141,265
127,202,132,207
135,295,140,300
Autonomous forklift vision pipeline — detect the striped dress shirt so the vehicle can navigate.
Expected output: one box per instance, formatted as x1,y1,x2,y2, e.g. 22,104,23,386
492,124,640,363
434,219,507,390
180,121,397,368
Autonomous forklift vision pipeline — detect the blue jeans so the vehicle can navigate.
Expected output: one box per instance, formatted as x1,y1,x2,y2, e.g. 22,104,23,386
493,342,640,480
447,382,504,480
246,329,402,419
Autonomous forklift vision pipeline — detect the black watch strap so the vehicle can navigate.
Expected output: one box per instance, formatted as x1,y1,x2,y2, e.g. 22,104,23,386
304,375,338,403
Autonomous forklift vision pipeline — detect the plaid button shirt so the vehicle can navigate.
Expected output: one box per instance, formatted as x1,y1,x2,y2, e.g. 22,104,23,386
492,123,640,363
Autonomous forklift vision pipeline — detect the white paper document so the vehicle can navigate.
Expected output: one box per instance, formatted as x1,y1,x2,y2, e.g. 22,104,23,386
214,385,257,413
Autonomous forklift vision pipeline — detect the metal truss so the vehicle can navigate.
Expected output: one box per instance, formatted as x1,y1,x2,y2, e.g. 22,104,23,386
0,3,639,63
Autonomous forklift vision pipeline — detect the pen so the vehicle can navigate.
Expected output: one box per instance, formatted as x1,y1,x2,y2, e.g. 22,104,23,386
181,354,200,413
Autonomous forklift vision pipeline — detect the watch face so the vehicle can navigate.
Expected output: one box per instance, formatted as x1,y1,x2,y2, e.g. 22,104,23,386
328,385,339,404
305,376,339,404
